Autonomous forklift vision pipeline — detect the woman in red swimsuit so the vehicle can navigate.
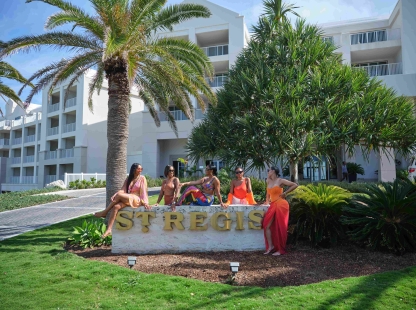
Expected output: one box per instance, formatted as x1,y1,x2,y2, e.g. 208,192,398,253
262,166,298,256
225,167,256,205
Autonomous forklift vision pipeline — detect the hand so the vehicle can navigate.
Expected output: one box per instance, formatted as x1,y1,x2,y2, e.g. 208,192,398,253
153,203,159,207
170,203,176,212
144,203,152,210
279,192,287,199
220,202,228,209
111,193,117,201
260,201,270,206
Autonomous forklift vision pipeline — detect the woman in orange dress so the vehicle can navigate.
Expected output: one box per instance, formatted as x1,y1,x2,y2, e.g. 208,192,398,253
262,166,298,256
94,163,151,237
225,167,256,205
154,165,180,210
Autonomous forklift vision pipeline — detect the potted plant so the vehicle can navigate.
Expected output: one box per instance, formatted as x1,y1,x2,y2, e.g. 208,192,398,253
346,162,365,183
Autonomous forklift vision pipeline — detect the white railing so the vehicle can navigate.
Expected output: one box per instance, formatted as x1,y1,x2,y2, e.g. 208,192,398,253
13,118,23,126
45,175,57,184
322,36,334,44
350,28,401,45
0,120,11,128
45,150,57,160
12,157,21,164
0,139,10,146
13,137,22,145
25,113,40,124
25,134,36,143
63,122,76,133
48,103,60,113
47,127,59,136
158,109,205,122
65,97,77,108
21,176,37,184
64,173,108,187
23,155,35,163
205,76,228,88
354,63,402,77
10,176,21,184
60,148,74,158
202,44,229,57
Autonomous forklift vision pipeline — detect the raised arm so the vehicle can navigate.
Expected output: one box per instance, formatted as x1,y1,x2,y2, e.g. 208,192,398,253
279,179,298,199
180,177,205,187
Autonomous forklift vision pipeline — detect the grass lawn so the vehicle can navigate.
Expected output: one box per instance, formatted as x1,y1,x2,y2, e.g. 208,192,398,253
0,187,70,212
0,218,415,309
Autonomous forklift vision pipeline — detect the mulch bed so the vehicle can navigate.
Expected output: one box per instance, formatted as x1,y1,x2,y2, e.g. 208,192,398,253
66,243,416,288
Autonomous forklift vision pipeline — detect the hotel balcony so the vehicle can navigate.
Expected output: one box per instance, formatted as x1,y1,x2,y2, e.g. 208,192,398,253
47,103,60,113
47,126,59,136
350,29,401,45
65,97,77,108
202,44,229,57
12,137,22,145
353,63,402,77
205,75,228,88
0,138,10,148
11,157,21,164
158,109,204,122
45,150,58,160
0,120,11,131
23,155,35,163
60,148,74,158
63,123,76,133
24,134,36,143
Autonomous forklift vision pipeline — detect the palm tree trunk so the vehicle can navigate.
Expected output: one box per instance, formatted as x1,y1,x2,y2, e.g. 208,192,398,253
104,58,131,206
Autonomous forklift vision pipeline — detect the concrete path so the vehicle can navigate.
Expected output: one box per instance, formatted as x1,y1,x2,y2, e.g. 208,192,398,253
0,187,162,241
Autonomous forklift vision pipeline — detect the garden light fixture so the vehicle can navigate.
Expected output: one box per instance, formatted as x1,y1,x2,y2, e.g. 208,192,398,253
229,262,240,274
127,256,137,269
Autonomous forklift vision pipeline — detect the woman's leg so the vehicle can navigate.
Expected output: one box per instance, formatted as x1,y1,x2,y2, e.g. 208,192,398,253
264,218,275,254
94,193,132,217
176,186,199,206
102,202,127,237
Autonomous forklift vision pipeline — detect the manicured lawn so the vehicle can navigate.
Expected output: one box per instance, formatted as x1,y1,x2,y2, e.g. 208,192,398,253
0,216,415,309
0,187,70,212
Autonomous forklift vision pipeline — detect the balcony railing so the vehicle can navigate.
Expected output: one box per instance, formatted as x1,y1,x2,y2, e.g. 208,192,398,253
9,176,21,184
158,109,204,122
65,97,77,108
47,126,59,136
63,122,76,133
21,176,37,184
13,137,22,145
45,175,57,184
45,150,58,160
322,36,334,44
353,63,402,77
205,76,228,88
13,118,23,126
25,134,36,143
350,28,401,45
202,44,229,57
12,157,21,164
60,148,74,158
48,103,60,113
25,112,41,124
23,155,35,163
0,120,11,128
0,139,10,146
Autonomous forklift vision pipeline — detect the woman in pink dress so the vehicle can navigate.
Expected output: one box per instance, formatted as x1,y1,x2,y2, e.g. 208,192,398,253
262,166,298,256
94,163,150,237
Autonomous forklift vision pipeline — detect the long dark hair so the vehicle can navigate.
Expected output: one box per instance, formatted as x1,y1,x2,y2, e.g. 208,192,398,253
126,163,141,192
269,166,281,177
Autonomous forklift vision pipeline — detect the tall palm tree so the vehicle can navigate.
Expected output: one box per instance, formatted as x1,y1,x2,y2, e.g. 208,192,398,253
0,60,34,117
0,0,216,202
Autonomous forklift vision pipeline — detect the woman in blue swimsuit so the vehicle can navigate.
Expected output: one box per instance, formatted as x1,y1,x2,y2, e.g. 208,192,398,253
176,165,226,208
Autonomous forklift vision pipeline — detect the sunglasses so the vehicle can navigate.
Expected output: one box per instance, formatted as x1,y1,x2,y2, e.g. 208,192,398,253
235,171,244,174
168,169,175,172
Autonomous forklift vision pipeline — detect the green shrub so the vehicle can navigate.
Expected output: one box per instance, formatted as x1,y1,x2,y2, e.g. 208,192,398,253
290,183,352,247
396,169,409,180
341,179,416,254
251,177,266,201
90,177,96,183
299,180,381,194
346,162,365,175
68,219,112,248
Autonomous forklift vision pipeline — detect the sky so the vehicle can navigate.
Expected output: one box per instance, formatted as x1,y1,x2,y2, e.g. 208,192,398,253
0,0,397,112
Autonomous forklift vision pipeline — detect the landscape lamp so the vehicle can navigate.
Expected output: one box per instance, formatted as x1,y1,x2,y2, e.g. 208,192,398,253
127,256,137,269
229,262,240,274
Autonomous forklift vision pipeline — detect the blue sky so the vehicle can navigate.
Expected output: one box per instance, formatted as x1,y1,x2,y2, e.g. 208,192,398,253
0,0,397,112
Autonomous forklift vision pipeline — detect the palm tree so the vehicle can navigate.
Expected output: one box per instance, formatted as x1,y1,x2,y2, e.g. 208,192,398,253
0,0,216,203
0,60,33,117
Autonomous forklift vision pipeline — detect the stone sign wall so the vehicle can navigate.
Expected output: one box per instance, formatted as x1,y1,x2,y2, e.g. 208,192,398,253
112,205,269,254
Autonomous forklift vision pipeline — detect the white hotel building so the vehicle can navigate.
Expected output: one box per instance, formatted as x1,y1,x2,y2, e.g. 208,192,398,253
0,0,415,191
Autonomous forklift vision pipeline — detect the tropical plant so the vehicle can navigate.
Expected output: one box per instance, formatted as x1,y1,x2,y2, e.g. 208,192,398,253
69,219,112,248
341,179,416,254
186,2,416,183
186,165,203,177
289,184,352,247
1,0,216,205
346,162,365,175
0,60,34,116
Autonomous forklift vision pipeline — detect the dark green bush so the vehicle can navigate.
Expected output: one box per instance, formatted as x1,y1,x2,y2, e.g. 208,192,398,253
69,219,111,248
341,179,416,254
290,183,352,247
346,162,365,175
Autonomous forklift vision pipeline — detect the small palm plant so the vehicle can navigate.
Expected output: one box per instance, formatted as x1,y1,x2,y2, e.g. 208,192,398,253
290,183,352,247
341,179,416,254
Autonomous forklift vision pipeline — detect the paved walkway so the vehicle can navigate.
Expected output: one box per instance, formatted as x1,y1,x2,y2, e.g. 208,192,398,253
0,187,161,241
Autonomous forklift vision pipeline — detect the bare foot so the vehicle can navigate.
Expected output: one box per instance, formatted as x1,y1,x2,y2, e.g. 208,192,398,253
263,247,274,255
94,211,105,218
101,231,112,238
272,251,281,256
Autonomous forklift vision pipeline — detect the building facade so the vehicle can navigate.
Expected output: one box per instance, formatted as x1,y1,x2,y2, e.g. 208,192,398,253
1,0,415,191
